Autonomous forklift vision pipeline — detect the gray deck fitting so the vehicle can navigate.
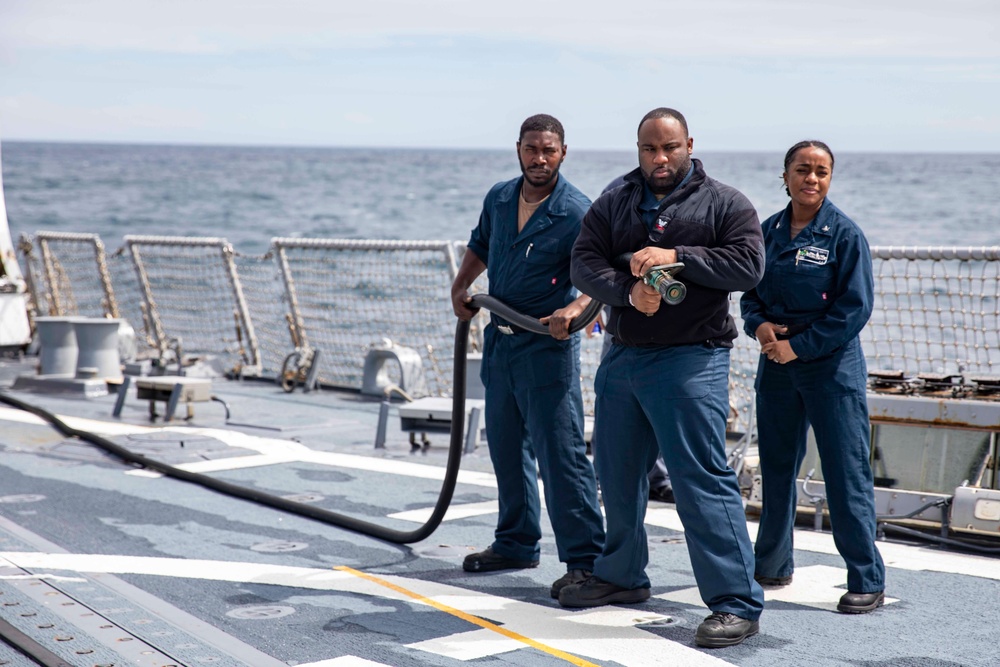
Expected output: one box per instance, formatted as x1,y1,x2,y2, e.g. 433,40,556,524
112,375,132,417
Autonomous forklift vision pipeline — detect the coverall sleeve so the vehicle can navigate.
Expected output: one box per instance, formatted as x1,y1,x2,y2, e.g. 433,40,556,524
674,195,765,293
789,230,874,362
740,286,768,339
571,197,636,307
467,192,493,265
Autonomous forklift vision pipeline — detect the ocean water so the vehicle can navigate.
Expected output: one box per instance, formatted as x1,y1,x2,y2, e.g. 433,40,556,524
2,141,999,254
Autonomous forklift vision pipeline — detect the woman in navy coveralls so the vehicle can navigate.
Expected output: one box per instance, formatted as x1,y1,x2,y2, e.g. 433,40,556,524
740,141,886,613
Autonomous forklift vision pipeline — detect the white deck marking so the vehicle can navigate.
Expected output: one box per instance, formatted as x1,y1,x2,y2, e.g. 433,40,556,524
128,425,500,488
0,406,499,489
0,552,730,666
125,452,305,476
0,406,153,435
558,609,676,628
297,658,392,667
646,506,1000,582
657,565,899,612
0,572,87,583
6,407,995,583
406,627,522,660
388,500,499,522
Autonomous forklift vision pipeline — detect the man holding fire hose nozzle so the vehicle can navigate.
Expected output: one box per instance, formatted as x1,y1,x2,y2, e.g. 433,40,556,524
566,107,766,649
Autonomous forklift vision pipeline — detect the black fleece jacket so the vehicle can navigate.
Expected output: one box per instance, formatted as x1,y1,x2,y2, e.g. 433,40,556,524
571,159,764,347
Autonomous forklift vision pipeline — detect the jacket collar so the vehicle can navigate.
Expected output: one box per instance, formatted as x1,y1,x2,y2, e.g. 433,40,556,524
623,158,706,208
775,198,835,250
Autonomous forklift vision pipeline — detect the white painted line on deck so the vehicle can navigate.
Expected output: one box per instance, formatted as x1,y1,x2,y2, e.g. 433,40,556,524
0,572,88,583
407,627,522,660
8,405,995,587
558,609,676,628
338,566,602,666
657,565,899,612
297,658,392,667
388,500,499,523
0,551,730,667
0,406,500,488
0,406,153,436
645,506,1000,582
126,452,305,476
126,424,502,488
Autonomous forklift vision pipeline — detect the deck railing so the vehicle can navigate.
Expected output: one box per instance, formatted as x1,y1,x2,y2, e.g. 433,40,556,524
17,233,1000,433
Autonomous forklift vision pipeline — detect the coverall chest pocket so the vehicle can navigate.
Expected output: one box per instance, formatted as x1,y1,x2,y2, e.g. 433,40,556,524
523,235,562,264
783,260,836,312
521,235,566,286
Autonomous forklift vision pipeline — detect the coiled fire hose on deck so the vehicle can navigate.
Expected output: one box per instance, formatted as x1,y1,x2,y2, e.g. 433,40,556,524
0,295,602,545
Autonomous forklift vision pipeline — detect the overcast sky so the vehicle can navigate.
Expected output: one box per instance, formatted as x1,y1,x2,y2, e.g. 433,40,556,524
0,0,997,151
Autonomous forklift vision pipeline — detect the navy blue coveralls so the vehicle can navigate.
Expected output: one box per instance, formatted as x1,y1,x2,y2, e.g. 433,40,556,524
740,198,886,594
467,175,605,570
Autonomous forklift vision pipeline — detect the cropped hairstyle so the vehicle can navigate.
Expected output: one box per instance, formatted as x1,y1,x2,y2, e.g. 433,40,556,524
519,114,565,143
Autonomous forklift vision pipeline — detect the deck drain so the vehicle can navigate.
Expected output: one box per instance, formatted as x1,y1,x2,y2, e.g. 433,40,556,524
250,541,309,553
414,545,478,559
226,605,295,620
634,614,679,627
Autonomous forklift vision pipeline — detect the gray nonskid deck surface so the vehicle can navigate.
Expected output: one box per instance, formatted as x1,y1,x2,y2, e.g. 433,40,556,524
1,372,998,667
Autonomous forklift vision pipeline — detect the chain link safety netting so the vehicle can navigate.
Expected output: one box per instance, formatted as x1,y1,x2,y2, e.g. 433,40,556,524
18,234,1000,436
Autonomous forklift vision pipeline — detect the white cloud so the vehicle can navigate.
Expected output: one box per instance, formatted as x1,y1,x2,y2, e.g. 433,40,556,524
1,0,997,58
1,0,997,150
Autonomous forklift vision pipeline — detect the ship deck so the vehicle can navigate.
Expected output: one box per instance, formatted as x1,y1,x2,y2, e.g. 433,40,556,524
1,358,998,667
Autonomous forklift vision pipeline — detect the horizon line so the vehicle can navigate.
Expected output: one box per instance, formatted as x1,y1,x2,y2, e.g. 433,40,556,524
3,137,999,156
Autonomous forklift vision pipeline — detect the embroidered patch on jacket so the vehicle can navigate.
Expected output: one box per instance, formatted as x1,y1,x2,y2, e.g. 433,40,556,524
797,246,830,266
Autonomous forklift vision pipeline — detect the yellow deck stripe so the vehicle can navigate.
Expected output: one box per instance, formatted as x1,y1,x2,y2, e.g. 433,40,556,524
335,566,600,667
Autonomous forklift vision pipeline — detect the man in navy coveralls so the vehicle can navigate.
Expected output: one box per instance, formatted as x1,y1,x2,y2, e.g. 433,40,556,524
451,114,605,599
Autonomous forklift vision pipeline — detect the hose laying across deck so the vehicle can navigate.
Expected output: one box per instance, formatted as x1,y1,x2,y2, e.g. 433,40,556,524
0,295,600,545
0,387,452,543
879,522,1000,555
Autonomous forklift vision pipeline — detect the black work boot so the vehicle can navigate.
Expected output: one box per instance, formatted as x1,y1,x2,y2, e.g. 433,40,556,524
754,573,792,587
558,575,650,608
694,612,759,648
550,569,591,598
462,547,539,573
837,591,884,614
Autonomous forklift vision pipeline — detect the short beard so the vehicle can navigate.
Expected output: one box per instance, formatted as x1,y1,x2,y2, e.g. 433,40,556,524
644,158,691,196
520,162,560,189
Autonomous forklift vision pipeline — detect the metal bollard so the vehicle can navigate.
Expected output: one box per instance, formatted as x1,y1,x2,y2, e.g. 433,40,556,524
34,316,79,375
75,318,122,381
